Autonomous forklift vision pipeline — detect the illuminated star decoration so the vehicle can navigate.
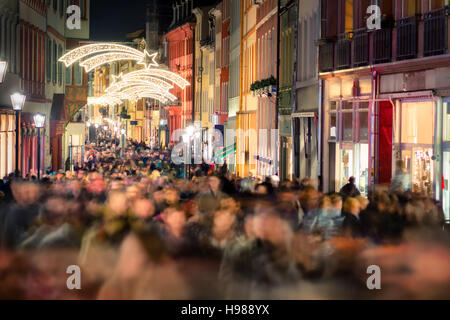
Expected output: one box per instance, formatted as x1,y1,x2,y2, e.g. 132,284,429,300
137,50,159,69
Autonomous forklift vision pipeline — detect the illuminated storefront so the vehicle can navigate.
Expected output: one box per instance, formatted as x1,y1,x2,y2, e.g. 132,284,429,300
327,99,370,195
392,100,436,196
0,111,16,179
322,76,373,196
442,100,450,221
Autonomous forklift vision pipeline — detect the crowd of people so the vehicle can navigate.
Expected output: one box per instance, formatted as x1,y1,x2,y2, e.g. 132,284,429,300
0,136,450,299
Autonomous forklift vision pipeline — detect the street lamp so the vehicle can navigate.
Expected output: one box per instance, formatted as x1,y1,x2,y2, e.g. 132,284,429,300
0,60,8,84
11,93,26,177
33,113,45,180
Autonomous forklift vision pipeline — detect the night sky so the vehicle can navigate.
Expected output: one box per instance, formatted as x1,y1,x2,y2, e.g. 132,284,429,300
90,0,173,42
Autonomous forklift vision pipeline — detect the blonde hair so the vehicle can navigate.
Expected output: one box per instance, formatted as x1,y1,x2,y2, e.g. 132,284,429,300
356,196,369,210
343,197,360,214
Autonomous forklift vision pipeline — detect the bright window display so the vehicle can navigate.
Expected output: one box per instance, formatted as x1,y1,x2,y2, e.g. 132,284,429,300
443,152,450,220
397,101,435,196
444,102,450,141
0,113,16,179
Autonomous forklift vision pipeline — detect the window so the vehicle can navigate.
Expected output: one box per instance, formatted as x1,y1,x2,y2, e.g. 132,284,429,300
342,112,353,141
444,102,450,141
58,45,63,85
79,0,85,19
59,0,64,16
400,101,434,144
359,111,369,141
330,113,337,139
401,0,418,17
66,65,72,85
342,100,353,109
75,62,82,85
53,41,57,83
344,0,353,33
46,39,51,81
330,101,338,111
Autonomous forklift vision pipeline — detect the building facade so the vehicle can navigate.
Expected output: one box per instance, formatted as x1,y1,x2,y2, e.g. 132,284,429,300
292,0,320,184
0,0,20,178
223,0,240,172
319,0,450,221
163,0,195,142
236,0,257,177
278,0,296,181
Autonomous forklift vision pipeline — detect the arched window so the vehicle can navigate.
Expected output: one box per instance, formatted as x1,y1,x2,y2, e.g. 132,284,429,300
59,0,64,17
58,45,63,85
74,62,82,85
53,41,57,83
46,38,51,82
79,0,85,19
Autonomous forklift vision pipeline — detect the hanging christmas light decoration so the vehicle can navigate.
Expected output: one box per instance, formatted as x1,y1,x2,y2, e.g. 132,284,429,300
87,96,123,106
106,78,173,94
121,68,190,89
61,43,190,106
80,52,144,72
119,86,177,101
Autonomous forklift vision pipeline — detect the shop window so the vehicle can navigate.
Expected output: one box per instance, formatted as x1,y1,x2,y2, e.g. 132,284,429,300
444,102,450,141
330,113,337,139
359,111,369,141
330,100,337,111
342,100,353,110
342,112,353,141
400,101,434,145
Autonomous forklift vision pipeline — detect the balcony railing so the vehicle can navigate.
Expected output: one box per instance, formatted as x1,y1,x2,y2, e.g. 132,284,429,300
373,27,392,64
396,15,418,60
353,29,369,67
318,39,335,72
424,7,449,56
336,33,352,70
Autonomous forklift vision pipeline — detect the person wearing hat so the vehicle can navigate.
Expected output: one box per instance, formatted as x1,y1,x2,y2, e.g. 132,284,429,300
339,176,361,198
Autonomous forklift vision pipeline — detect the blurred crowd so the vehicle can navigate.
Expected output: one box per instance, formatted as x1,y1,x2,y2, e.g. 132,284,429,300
1,136,450,300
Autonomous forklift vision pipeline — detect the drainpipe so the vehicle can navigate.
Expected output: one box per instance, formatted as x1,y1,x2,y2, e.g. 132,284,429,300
291,0,299,180
275,0,281,176
191,24,196,125
369,69,377,190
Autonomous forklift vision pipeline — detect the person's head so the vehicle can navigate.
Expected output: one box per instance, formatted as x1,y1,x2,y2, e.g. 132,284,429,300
299,186,321,212
163,207,186,235
356,196,369,211
208,176,221,193
131,198,155,219
212,209,236,238
319,196,332,209
255,184,268,195
343,197,361,215
330,193,343,210
349,176,356,184
164,187,179,205
106,191,128,217
11,180,41,207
